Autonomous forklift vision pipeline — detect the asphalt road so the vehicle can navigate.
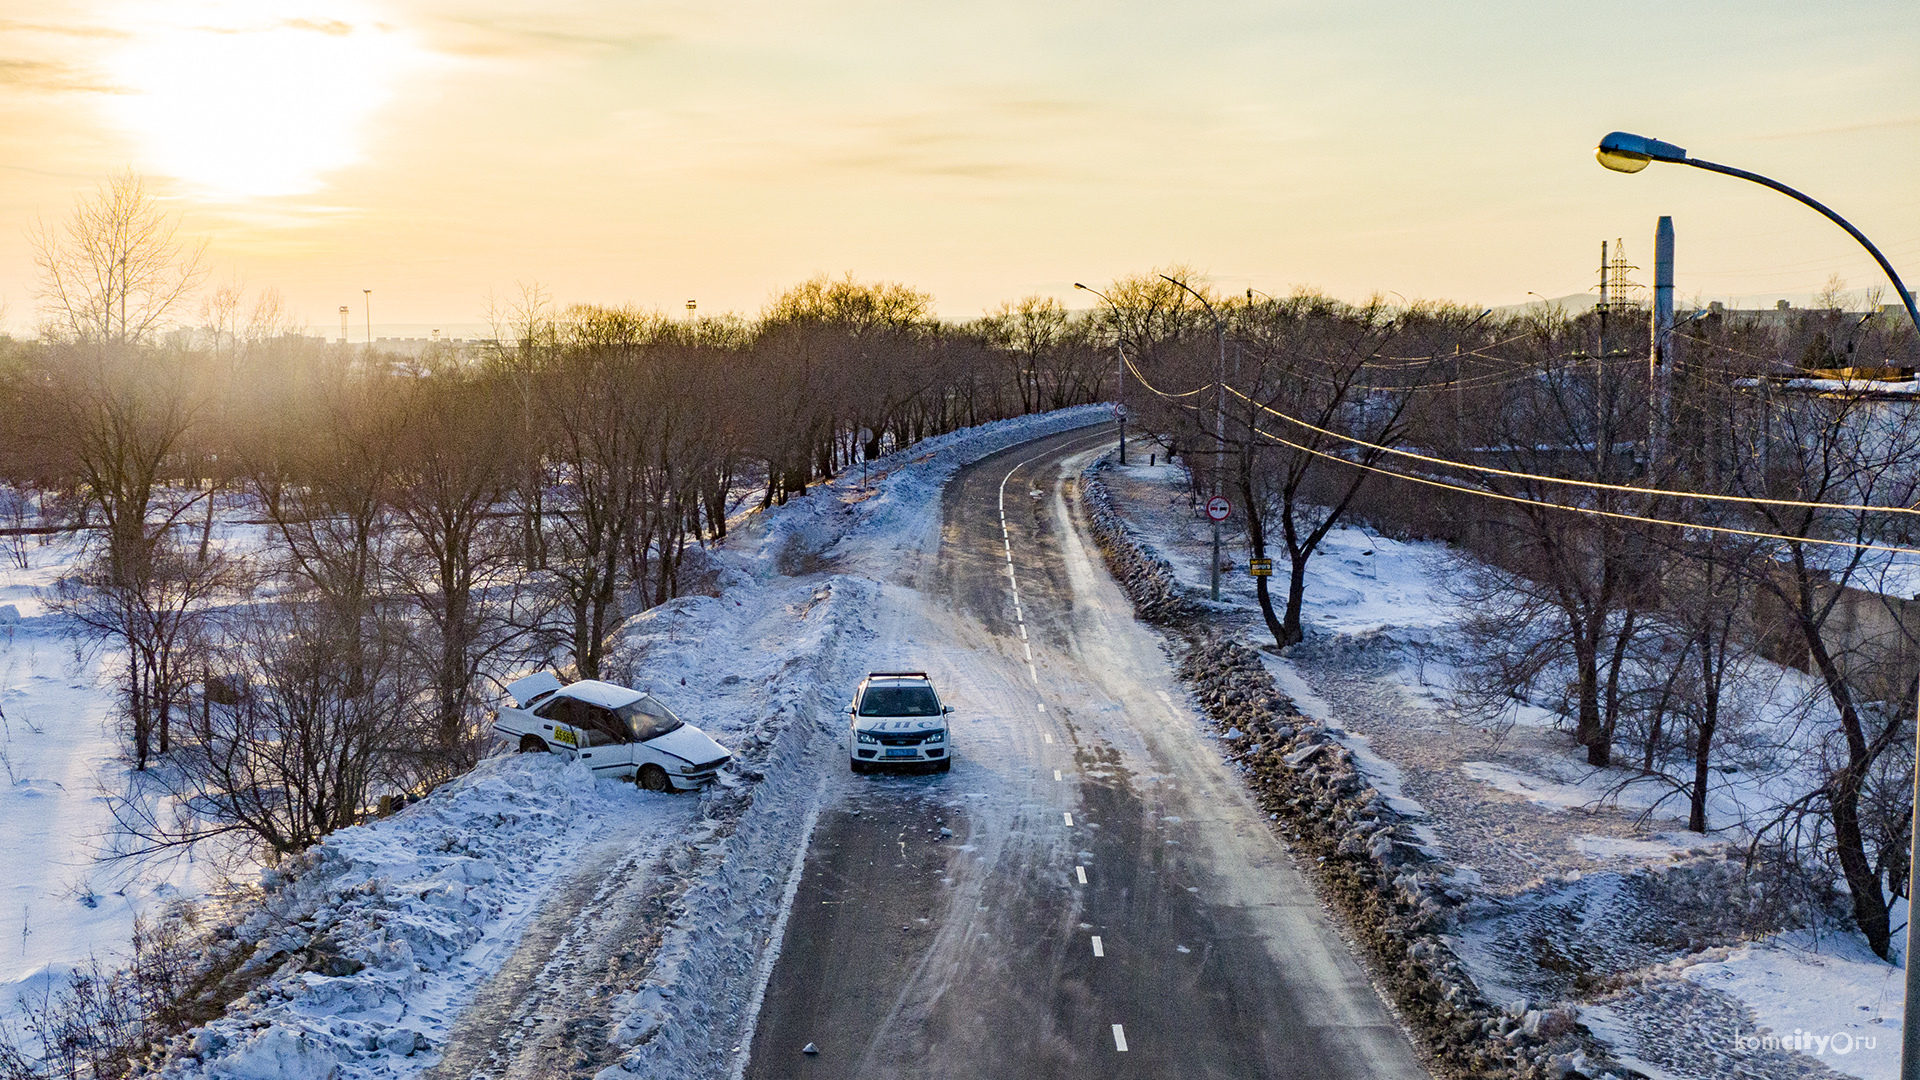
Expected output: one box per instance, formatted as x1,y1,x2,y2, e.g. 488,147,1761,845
744,425,1427,1080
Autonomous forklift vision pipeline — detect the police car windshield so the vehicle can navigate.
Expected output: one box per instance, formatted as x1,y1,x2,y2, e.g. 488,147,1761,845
859,686,941,717
616,695,684,742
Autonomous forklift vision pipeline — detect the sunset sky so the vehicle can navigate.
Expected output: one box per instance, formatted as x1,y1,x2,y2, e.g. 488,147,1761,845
2,0,1916,334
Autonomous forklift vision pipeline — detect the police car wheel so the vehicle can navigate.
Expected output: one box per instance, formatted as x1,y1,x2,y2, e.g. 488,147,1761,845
936,758,952,773
638,764,673,792
519,734,548,754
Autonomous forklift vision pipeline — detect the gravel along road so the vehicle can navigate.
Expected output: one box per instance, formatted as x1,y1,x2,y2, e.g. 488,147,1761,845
744,427,1427,1080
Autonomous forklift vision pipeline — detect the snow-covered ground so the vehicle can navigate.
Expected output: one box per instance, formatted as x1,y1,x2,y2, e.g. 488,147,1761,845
1091,453,1909,1080
0,404,1107,1077
1,531,217,1026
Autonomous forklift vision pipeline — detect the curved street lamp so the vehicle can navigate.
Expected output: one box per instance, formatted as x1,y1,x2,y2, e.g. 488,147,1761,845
1595,132,1919,330
1600,131,1920,1080
1073,282,1129,464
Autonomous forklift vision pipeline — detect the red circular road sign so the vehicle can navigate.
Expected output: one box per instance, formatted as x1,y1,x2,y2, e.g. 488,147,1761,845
1205,495,1231,522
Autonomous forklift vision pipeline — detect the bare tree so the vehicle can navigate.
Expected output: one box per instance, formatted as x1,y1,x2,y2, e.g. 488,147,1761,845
386,375,519,777
30,170,207,347
1231,294,1455,647
50,540,235,770
1727,384,1920,959
113,599,403,859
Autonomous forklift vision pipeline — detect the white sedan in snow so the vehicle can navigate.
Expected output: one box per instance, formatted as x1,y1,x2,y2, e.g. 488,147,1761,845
493,673,731,792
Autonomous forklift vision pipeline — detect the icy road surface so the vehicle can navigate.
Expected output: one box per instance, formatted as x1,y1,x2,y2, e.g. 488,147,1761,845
742,428,1426,1079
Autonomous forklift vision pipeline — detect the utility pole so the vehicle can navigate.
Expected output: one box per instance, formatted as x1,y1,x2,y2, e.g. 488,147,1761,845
1156,275,1229,600
1650,216,1675,470
1597,240,1608,476
1073,282,1130,464
1212,306,1226,601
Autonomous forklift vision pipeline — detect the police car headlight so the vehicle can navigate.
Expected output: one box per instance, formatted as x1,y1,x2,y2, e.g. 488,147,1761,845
855,730,879,745
924,730,945,743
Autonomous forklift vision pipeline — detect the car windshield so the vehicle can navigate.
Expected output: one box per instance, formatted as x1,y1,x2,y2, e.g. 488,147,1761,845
859,686,941,717
616,695,684,742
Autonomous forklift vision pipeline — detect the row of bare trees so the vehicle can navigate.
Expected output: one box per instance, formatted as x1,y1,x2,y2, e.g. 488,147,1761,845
1111,268,1920,958
1,174,1124,870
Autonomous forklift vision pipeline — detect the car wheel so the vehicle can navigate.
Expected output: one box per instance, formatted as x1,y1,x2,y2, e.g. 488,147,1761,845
519,734,548,754
637,764,673,792
936,758,952,773
850,757,866,774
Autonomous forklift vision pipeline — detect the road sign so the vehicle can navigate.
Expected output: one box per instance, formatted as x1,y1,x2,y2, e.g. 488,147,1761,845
1112,402,1128,420
1249,558,1272,577
1205,496,1231,522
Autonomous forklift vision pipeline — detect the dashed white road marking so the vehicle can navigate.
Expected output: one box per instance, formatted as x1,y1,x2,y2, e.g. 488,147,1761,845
1024,642,1033,662
1076,865,1088,884
1156,690,1173,705
1019,624,1027,641
1030,663,1038,682
1063,812,1074,826
1091,936,1104,957
1112,1025,1128,1052
1054,769,1063,781
1036,703,1045,713
1045,733,1053,744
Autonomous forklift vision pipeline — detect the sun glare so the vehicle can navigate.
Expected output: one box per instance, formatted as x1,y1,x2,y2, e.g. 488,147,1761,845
102,1,424,199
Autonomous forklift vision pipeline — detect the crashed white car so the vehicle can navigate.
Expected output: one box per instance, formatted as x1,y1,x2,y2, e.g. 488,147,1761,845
848,671,954,773
494,673,731,792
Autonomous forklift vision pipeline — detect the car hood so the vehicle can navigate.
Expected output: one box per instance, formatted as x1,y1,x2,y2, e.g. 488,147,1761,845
644,724,730,766
853,718,947,734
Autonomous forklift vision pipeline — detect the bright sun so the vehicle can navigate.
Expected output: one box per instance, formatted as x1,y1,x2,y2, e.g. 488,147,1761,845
102,0,425,199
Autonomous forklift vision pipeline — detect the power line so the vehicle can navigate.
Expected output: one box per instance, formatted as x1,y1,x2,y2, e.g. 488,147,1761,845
1238,419,1920,558
1223,383,1920,518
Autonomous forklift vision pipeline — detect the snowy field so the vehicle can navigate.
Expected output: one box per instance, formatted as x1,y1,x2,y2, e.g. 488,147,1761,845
1,529,220,1026
0,405,1106,1077
1093,453,1908,1080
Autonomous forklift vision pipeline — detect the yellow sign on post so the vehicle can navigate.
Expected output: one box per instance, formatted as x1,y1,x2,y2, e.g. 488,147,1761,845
1249,558,1272,577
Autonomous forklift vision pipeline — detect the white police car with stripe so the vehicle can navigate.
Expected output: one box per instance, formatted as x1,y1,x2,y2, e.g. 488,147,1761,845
848,671,953,773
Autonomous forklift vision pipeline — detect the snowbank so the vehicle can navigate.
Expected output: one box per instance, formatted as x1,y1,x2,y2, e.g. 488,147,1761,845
157,753,687,1080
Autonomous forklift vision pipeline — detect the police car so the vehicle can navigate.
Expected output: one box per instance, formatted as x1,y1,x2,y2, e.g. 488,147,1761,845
848,671,953,773
494,672,731,792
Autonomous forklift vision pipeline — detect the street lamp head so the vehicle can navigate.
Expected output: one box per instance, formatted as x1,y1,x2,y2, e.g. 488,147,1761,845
1596,131,1687,173
1073,282,1089,291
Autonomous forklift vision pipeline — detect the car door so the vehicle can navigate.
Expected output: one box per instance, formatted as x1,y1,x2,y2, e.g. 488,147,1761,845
533,697,584,759
575,704,637,776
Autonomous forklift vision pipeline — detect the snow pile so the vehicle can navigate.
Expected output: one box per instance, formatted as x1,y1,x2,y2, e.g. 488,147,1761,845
602,576,872,1078
156,754,671,1080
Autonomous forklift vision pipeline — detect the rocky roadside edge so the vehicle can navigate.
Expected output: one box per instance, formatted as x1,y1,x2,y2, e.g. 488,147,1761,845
1078,459,1626,1080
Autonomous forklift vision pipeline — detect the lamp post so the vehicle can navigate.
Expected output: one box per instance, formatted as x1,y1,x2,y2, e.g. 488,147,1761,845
1073,283,1129,464
1595,132,1919,331
1598,131,1920,1080
1159,275,1229,602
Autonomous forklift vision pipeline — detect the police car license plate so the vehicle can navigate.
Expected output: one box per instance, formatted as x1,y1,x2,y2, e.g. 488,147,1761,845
885,748,917,757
